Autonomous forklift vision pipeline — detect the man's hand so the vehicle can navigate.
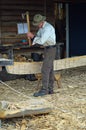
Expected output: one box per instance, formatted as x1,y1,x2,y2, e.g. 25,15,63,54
27,32,34,39
32,42,36,45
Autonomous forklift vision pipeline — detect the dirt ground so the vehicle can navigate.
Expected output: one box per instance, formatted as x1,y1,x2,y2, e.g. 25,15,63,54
0,66,86,130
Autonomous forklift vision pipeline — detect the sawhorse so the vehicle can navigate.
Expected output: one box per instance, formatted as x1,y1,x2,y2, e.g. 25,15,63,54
35,73,62,88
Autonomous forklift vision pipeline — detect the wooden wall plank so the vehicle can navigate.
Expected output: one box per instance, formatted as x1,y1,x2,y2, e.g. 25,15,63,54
1,0,45,4
0,0,55,45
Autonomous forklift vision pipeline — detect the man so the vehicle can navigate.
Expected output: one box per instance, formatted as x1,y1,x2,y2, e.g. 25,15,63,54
27,14,56,97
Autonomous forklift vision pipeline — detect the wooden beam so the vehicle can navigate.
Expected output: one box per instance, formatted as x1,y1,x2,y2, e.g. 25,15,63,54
0,108,51,119
54,55,86,71
6,55,86,74
0,99,52,119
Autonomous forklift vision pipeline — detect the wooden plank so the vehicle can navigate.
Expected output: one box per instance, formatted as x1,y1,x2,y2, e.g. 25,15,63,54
0,5,44,11
0,67,2,71
6,55,86,74
0,99,51,119
0,108,51,119
54,55,86,70
0,0,44,5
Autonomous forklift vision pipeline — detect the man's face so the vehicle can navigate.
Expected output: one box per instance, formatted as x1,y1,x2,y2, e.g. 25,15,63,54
38,21,44,28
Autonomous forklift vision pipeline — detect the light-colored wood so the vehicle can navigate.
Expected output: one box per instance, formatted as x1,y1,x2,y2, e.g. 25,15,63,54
6,55,86,74
20,119,27,130
36,73,62,88
0,108,51,119
54,74,62,88
0,99,52,119
26,11,31,46
54,74,61,80
35,73,42,81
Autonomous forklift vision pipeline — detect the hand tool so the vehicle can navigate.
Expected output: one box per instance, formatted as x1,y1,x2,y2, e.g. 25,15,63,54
22,11,31,46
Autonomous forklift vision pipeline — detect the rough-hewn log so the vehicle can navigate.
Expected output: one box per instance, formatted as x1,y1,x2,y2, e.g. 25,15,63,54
6,55,86,74
0,100,52,119
0,108,51,119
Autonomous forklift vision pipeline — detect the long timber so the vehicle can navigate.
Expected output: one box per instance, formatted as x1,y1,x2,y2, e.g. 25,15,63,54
6,55,86,74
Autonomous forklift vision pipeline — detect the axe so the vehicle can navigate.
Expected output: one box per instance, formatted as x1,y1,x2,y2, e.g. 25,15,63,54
22,11,31,46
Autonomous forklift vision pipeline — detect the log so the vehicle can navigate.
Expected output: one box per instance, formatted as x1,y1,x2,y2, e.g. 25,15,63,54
0,108,51,119
0,99,52,119
6,55,86,74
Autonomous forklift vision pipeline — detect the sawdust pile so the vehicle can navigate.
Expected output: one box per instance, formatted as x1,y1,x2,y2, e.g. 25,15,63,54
0,66,86,130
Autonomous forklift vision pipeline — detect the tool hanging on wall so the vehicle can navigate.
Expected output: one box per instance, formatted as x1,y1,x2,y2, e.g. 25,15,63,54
22,11,31,46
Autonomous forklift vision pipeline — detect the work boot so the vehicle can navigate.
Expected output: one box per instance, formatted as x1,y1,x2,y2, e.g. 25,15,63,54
48,87,54,94
49,90,54,94
33,89,48,97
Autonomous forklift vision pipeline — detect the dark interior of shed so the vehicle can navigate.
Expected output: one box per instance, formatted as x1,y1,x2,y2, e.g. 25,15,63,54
0,0,67,61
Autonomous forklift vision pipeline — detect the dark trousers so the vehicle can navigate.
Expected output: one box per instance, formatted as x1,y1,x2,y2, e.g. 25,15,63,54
41,46,56,91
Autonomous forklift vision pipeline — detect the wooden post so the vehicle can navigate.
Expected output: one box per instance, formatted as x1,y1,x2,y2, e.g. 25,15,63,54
54,74,62,88
0,21,1,44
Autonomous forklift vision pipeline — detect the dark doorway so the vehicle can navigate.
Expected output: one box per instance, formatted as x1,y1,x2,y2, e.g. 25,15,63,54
69,3,86,56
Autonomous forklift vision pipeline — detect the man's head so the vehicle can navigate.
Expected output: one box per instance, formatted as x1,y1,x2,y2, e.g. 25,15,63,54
32,14,46,28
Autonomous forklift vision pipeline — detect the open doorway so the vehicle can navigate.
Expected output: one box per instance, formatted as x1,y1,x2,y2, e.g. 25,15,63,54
69,3,86,56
